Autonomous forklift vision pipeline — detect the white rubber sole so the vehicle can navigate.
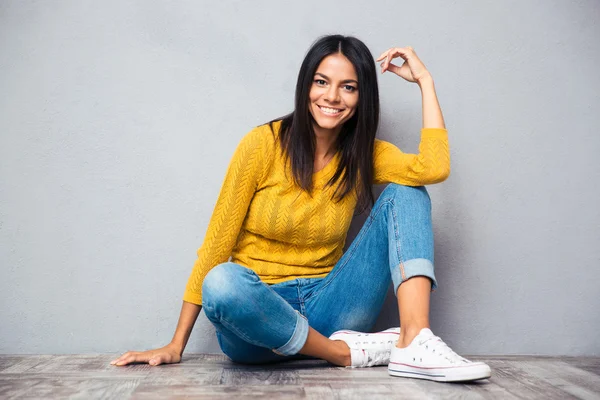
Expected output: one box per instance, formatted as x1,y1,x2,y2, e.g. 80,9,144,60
388,362,491,382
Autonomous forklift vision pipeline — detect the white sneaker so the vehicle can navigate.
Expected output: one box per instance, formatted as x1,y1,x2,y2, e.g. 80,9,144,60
329,327,400,367
388,328,491,382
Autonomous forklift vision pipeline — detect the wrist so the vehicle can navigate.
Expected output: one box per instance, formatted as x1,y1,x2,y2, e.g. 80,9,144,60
168,341,184,355
416,72,433,87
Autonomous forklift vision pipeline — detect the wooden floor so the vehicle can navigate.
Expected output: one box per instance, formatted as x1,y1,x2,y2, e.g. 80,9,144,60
0,354,599,399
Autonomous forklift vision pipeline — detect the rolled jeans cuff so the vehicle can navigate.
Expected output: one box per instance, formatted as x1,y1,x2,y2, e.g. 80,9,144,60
272,310,309,356
392,258,438,295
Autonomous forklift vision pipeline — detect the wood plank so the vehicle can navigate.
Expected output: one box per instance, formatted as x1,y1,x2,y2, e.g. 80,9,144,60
298,365,393,385
325,382,397,399
301,367,435,398
408,378,490,400
0,374,141,399
220,367,300,385
144,367,223,386
0,356,27,373
1,355,54,374
303,385,335,399
395,359,511,400
1,355,599,399
486,359,578,399
517,360,600,400
563,357,600,378
130,384,306,399
31,354,151,375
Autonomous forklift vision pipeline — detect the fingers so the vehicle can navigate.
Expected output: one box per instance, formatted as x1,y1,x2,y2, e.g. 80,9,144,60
110,352,133,366
376,49,393,72
376,47,409,61
376,47,416,71
110,352,127,366
377,48,399,73
149,355,165,366
110,351,150,366
376,46,423,79
110,350,175,367
376,49,390,62
385,62,403,75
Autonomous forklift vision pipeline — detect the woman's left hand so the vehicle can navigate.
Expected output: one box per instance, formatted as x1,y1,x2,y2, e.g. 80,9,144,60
376,47,431,83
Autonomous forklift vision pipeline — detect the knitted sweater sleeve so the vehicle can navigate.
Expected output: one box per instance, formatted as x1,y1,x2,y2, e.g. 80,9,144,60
373,128,450,186
183,126,270,305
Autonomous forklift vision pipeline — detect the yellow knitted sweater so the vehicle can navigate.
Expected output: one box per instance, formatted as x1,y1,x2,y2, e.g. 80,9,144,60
183,120,450,305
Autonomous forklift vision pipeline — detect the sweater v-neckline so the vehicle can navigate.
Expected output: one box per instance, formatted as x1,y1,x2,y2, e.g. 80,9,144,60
313,151,339,179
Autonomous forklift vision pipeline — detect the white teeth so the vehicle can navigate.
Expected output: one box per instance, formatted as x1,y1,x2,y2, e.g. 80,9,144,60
319,106,342,115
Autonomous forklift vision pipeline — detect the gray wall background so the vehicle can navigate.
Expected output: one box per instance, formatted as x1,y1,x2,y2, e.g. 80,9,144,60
1,0,599,356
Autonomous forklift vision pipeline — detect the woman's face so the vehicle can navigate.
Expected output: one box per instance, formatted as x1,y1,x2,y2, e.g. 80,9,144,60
308,53,359,137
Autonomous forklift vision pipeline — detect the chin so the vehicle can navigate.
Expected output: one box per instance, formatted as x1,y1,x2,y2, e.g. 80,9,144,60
314,120,342,133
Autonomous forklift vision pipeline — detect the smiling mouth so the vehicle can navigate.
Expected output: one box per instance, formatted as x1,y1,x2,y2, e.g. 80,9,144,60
318,105,344,115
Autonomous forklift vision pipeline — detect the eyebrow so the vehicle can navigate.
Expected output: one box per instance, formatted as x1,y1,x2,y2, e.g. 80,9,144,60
315,72,358,85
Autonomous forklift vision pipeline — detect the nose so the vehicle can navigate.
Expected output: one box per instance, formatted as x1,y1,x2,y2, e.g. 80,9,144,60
325,85,340,103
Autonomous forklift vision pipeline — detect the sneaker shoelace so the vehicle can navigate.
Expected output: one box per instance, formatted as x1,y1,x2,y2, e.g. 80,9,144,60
418,335,470,365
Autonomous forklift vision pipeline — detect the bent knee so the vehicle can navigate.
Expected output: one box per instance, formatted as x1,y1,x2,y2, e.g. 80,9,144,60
383,183,430,202
202,262,254,306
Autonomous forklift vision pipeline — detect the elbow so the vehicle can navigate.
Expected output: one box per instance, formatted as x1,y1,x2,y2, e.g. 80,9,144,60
437,164,451,182
413,154,450,185
423,163,451,184
431,154,451,183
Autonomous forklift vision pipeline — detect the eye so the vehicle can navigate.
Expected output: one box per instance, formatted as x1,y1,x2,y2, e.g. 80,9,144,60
343,85,357,92
314,79,327,85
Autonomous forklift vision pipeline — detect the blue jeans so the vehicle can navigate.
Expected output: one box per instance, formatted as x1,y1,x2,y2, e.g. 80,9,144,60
202,184,437,364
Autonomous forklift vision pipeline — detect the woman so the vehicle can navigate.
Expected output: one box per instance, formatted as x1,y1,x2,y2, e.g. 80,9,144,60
111,35,491,383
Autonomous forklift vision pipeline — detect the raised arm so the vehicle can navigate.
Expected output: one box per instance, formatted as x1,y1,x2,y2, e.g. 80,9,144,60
376,45,445,130
374,46,450,185
417,72,445,129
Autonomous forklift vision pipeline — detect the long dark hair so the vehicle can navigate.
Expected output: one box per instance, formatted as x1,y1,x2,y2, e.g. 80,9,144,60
269,34,379,214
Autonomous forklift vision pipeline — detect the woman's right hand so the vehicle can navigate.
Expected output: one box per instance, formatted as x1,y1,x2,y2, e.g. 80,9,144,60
110,343,182,366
